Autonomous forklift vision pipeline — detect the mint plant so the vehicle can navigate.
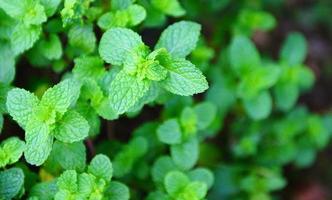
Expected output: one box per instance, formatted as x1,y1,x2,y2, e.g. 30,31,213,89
6,78,89,165
99,21,208,115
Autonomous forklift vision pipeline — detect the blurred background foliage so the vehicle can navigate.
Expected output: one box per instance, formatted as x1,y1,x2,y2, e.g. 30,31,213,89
1,0,332,199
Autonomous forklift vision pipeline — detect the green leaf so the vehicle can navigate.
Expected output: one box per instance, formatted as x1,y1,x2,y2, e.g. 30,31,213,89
104,181,130,200
113,137,148,177
156,21,201,58
161,58,208,96
194,102,217,130
73,56,106,81
88,154,113,182
60,0,92,27
146,62,168,81
68,24,96,55
235,9,276,35
243,91,272,120
112,0,132,10
29,180,58,200
38,34,62,60
11,24,42,55
6,88,39,128
99,28,143,65
127,4,146,26
77,173,94,197
50,141,86,171
188,168,214,189
0,137,25,168
0,42,15,84
171,138,199,170
157,119,182,145
24,120,53,166
0,0,26,18
109,70,150,114
146,191,169,200
180,107,198,136
152,156,178,184
237,65,280,99
40,78,81,114
57,170,78,192
52,110,89,143
182,181,207,199
0,168,24,200
229,35,261,75
151,0,185,17
97,11,128,30
280,32,307,66
40,0,61,17
0,84,9,113
274,83,299,111
164,170,189,196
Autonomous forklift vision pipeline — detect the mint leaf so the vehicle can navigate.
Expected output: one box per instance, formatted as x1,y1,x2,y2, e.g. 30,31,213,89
73,56,106,81
229,35,261,75
111,0,132,10
113,137,148,177
164,170,189,196
57,170,78,193
161,58,208,96
68,25,96,55
50,141,86,171
194,102,217,130
38,34,62,60
237,65,280,99
243,91,272,120
40,78,81,114
170,138,199,170
151,0,185,17
157,119,182,145
182,181,207,199
24,120,53,166
274,83,298,111
40,0,61,17
0,42,15,84
104,181,130,200
151,156,178,184
88,154,113,182
109,70,150,114
99,28,143,65
0,168,24,200
127,5,146,26
156,21,201,58
11,24,42,55
30,180,58,200
0,137,25,168
188,168,214,189
280,32,307,66
52,110,89,143
6,88,39,128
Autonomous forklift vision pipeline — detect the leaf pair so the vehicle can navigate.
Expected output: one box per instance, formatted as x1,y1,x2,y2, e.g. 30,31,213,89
6,78,89,166
274,32,314,111
157,102,216,170
229,35,280,120
98,2,146,30
99,21,208,115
